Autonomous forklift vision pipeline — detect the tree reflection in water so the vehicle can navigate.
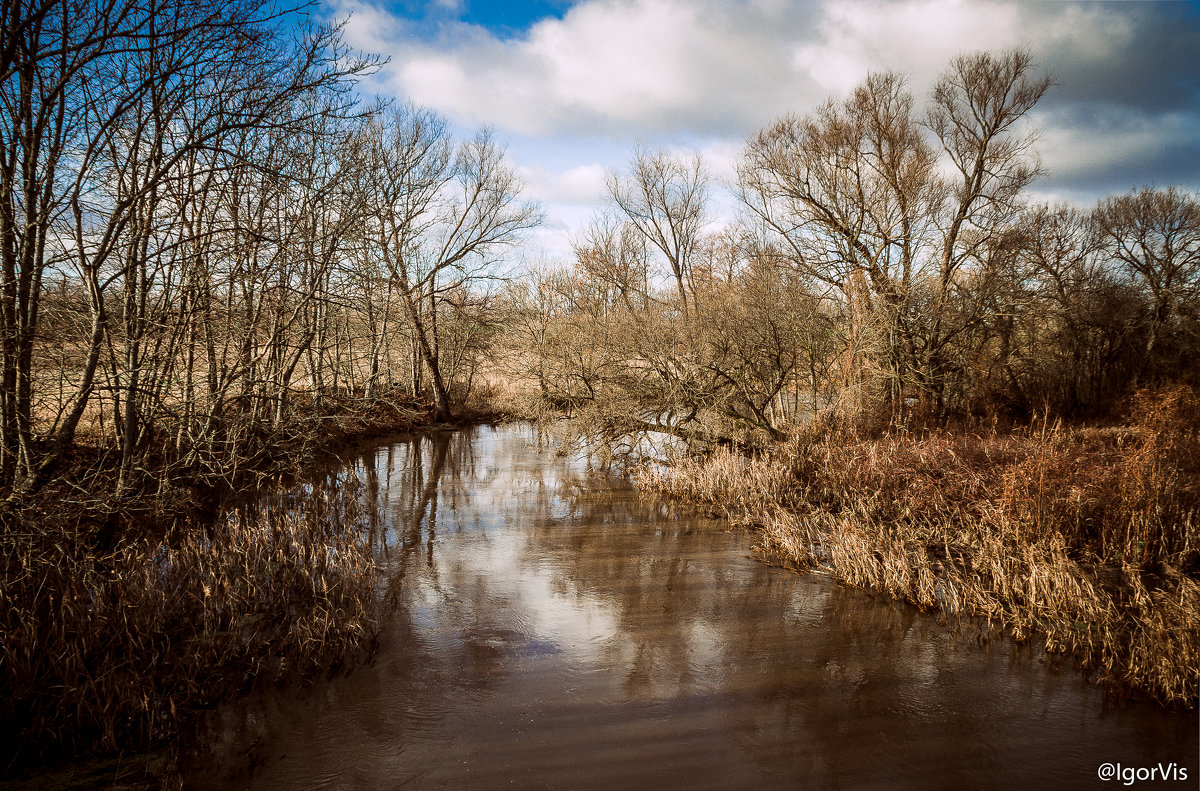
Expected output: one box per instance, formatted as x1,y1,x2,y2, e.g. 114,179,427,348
185,424,1197,790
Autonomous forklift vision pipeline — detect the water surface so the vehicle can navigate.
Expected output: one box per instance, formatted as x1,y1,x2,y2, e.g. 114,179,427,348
185,424,1198,790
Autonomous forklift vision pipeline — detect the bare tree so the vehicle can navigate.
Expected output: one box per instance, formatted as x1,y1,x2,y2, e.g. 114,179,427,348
924,49,1052,405
573,213,651,314
607,148,709,314
0,0,374,495
739,70,943,409
739,49,1050,416
356,106,540,421
1095,186,1200,382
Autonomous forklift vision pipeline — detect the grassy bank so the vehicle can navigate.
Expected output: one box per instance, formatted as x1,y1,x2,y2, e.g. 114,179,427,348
0,394,484,780
635,387,1200,707
1,482,379,766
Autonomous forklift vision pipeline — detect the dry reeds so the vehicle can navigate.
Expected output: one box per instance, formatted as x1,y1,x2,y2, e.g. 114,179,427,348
635,386,1200,706
0,476,380,764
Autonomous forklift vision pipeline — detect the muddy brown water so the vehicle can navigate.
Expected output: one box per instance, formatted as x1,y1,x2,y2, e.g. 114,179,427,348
183,423,1198,790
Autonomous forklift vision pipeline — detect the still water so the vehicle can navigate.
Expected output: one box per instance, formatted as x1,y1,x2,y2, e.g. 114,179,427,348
184,424,1198,790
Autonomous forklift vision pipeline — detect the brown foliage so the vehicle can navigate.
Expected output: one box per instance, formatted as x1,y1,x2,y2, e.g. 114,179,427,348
0,479,380,763
636,387,1200,706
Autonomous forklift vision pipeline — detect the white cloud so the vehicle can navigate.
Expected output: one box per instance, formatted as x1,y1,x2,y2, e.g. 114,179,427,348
354,0,821,137
516,161,609,262
330,0,410,58
323,0,1200,258
529,1,695,115
519,162,608,206
328,0,1190,145
793,0,1021,95
339,0,1164,142
1034,2,1136,64
1033,105,1198,190
691,139,743,187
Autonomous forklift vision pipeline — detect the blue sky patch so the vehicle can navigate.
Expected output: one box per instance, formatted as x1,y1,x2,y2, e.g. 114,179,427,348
387,0,573,37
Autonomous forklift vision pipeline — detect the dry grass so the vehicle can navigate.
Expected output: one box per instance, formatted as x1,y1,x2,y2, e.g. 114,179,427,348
635,385,1200,706
0,477,380,766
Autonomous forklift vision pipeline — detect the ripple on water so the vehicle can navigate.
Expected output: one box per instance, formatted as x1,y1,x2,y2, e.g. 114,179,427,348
182,424,1199,791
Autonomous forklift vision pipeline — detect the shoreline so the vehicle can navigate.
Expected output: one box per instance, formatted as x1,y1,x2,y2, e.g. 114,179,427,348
0,399,509,784
633,407,1199,709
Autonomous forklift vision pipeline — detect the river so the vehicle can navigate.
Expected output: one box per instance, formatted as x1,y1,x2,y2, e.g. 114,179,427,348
182,423,1198,790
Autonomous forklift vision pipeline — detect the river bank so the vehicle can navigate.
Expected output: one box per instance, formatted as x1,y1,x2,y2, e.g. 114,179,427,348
7,403,1196,787
180,424,1196,789
634,387,1200,707
0,395,504,783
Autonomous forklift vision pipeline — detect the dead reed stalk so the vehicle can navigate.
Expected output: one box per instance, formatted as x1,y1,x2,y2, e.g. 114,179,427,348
0,476,380,764
634,386,1200,706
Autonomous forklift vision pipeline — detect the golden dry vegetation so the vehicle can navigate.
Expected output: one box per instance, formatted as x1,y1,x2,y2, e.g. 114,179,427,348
636,386,1199,705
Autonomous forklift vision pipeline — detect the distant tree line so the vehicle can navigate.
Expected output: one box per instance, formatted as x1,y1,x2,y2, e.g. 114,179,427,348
505,50,1199,450
0,0,538,500
5,24,1196,498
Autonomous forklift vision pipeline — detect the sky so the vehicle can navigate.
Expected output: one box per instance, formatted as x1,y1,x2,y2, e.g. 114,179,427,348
317,0,1200,263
